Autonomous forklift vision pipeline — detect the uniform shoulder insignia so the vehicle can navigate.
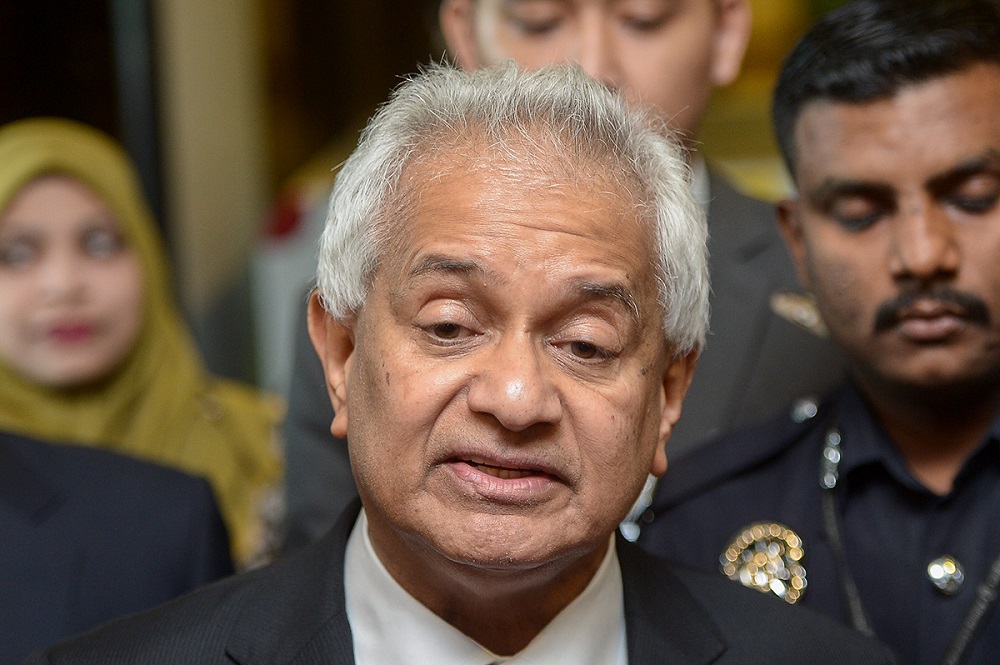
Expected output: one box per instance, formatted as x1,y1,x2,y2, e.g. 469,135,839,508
720,522,807,604
770,291,829,338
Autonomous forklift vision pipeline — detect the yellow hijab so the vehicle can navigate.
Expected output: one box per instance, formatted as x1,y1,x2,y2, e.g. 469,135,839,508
0,118,283,567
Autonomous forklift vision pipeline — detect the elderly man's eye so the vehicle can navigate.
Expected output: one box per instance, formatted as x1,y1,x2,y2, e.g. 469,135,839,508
428,322,464,340
565,340,617,362
571,341,600,359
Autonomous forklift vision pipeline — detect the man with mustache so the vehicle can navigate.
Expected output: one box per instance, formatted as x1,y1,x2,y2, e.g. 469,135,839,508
639,2,1000,664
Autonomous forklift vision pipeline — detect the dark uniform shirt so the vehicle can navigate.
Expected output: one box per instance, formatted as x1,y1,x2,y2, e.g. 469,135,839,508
639,383,1000,665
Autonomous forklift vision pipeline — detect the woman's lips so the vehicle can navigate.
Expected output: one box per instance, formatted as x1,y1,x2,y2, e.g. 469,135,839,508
47,323,96,344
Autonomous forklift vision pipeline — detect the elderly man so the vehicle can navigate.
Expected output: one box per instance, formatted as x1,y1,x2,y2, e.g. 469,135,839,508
29,64,889,664
284,0,845,549
640,2,1000,664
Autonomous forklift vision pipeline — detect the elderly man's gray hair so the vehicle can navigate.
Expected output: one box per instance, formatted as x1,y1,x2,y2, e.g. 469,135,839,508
315,61,709,356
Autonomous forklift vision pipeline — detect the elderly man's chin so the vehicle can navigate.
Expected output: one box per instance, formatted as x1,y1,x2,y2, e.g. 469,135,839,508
421,513,618,573
366,487,633,573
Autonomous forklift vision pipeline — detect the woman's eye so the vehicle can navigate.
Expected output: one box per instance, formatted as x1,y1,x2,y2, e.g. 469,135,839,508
0,239,38,268
82,227,126,259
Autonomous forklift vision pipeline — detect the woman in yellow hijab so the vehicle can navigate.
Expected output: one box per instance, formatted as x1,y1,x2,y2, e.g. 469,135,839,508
0,117,282,568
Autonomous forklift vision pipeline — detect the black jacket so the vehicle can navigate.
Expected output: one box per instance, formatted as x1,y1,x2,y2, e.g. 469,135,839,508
29,500,892,664
2,432,232,664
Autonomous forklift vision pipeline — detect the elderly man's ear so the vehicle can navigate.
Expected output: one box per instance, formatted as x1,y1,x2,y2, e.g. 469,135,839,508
653,349,699,477
307,290,355,438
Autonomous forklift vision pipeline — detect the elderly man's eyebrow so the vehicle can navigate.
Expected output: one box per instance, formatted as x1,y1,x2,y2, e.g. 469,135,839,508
407,254,486,279
578,281,641,325
407,255,641,319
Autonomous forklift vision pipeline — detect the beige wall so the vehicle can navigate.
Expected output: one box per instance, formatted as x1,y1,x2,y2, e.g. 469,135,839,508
153,0,269,320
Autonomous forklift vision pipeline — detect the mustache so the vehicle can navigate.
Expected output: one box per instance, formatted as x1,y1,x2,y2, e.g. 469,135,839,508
873,287,991,333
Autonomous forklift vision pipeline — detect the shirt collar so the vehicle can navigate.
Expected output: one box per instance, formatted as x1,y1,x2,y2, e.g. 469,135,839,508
345,510,628,665
836,383,1000,494
835,384,892,478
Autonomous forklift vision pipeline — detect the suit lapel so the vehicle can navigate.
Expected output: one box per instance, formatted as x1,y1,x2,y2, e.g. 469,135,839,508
221,503,730,664
0,435,80,655
0,434,64,518
225,502,361,665
619,538,726,665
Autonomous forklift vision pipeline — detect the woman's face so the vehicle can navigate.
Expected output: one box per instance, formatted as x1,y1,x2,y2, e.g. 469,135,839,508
0,175,144,388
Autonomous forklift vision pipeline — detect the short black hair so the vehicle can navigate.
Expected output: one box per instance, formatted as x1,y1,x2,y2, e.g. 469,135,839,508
773,0,1000,177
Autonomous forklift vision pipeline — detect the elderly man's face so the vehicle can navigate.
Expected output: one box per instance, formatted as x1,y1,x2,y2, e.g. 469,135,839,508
779,64,1000,397
311,146,693,584
439,0,750,140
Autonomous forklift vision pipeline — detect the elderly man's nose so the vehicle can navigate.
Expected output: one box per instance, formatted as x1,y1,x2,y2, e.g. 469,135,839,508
467,339,562,431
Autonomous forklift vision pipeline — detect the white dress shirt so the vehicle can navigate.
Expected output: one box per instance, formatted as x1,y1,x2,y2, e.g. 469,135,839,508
345,510,628,665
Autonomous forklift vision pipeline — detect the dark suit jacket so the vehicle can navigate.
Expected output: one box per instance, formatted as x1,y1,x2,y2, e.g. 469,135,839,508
2,432,233,664
280,172,847,550
30,501,893,664
672,173,845,452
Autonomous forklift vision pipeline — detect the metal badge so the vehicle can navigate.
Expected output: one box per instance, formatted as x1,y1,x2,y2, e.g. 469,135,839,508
720,522,807,604
927,556,965,595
